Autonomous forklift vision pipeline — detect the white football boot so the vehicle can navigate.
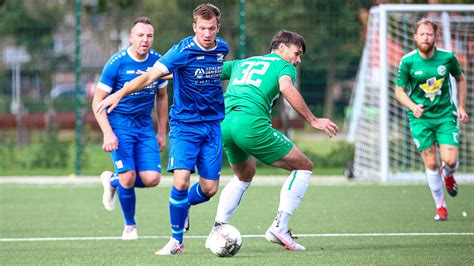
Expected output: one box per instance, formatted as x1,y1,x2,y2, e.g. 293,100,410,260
205,224,221,249
265,227,305,251
265,228,284,246
155,238,184,255
121,225,139,240
100,171,116,211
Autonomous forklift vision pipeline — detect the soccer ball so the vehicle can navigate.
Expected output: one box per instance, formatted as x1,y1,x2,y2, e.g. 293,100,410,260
208,224,242,257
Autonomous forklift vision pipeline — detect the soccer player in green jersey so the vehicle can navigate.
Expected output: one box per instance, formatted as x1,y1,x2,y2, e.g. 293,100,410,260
205,30,338,251
395,18,469,221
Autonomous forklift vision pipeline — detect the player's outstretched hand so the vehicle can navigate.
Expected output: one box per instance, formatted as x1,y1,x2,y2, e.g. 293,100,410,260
97,93,121,114
458,107,469,123
313,118,338,138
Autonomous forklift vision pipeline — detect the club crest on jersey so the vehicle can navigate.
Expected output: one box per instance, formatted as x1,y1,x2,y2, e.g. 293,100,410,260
419,77,444,101
437,65,447,76
217,53,224,62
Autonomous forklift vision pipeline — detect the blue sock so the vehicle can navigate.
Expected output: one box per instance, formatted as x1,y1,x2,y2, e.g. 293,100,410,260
169,186,188,243
188,182,211,206
117,184,136,225
110,173,120,188
134,173,145,188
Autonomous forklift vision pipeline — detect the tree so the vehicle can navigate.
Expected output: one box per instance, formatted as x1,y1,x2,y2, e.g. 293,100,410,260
244,0,371,119
0,0,66,70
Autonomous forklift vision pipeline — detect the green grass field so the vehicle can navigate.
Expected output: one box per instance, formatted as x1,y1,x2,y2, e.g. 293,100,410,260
1,179,473,264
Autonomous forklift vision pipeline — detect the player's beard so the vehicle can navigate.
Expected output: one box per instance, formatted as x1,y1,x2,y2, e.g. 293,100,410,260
416,41,435,55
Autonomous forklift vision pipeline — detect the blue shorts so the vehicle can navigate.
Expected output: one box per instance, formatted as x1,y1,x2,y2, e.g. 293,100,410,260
168,120,222,180
109,114,162,174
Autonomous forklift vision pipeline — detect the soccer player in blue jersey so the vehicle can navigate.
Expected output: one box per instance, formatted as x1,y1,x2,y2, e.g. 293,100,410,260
92,17,168,240
97,4,228,255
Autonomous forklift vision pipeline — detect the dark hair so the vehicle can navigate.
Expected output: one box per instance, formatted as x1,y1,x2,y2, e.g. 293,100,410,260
193,3,221,24
131,17,153,30
415,18,438,34
269,30,306,54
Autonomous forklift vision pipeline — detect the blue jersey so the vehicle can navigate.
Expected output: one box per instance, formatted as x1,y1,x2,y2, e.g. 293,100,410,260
98,48,168,116
154,36,228,122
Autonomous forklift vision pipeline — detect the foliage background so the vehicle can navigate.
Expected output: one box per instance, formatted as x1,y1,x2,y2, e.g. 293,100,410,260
0,0,470,175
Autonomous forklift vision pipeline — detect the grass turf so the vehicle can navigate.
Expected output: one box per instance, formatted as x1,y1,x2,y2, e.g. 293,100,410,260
0,181,473,264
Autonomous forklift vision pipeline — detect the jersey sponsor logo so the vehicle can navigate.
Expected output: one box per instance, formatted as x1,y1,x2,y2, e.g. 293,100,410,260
419,77,444,101
415,71,423,75
195,68,205,79
126,70,135,74
194,66,222,83
196,56,205,60
437,65,447,76
217,53,224,62
115,160,124,169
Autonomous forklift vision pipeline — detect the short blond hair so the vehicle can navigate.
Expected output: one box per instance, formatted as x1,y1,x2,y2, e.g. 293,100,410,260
415,18,438,34
193,3,221,24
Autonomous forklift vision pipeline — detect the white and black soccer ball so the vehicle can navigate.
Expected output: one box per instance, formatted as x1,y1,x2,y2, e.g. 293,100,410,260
208,224,242,257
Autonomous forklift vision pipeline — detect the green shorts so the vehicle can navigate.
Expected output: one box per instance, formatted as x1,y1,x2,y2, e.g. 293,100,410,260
409,116,460,151
221,111,294,165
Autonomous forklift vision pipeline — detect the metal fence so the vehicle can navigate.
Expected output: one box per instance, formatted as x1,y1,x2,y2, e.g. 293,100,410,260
0,0,373,173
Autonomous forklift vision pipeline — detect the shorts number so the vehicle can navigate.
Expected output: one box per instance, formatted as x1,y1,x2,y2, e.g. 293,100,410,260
231,61,270,87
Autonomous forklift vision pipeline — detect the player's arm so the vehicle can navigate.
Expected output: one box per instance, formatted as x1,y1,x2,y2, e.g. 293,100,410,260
97,66,166,114
279,75,338,138
91,89,118,152
155,84,169,151
136,69,173,80
162,73,173,80
394,86,424,118
220,61,233,81
455,73,469,123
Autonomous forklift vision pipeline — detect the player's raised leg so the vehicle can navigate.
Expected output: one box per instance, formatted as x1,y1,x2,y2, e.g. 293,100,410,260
439,144,459,197
265,145,312,251
100,171,117,211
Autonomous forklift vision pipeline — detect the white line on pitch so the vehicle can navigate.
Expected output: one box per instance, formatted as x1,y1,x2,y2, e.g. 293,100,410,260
1,232,473,242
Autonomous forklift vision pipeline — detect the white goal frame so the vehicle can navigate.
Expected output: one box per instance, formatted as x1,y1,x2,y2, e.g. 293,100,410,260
347,4,474,182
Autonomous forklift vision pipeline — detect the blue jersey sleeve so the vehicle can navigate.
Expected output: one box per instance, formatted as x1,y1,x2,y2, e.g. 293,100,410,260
98,55,121,93
158,42,190,73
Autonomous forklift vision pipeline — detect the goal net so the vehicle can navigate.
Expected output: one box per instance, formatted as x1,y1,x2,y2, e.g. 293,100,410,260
346,4,474,181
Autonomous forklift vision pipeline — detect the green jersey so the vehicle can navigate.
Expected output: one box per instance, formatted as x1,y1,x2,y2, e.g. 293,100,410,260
221,53,297,120
396,47,463,120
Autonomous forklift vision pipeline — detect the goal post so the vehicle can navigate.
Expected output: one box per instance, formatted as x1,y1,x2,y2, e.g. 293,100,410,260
346,4,474,182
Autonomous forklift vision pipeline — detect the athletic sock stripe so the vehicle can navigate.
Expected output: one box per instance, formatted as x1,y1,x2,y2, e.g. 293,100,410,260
172,229,185,234
287,170,297,190
169,197,188,205
195,184,204,198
